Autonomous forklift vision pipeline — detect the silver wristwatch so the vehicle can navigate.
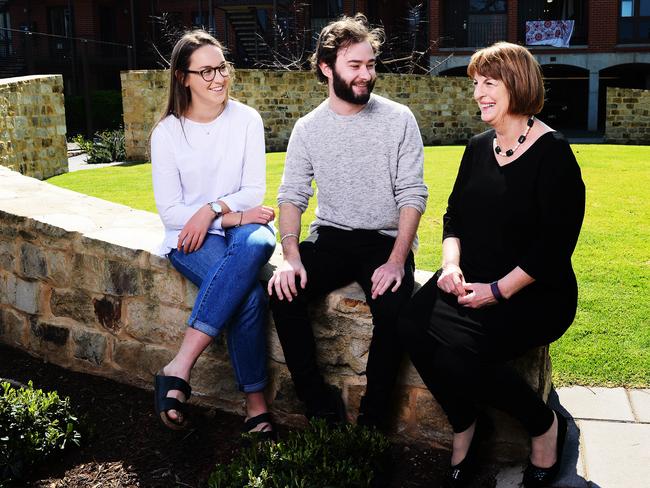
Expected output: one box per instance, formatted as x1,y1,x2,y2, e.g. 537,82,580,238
208,201,223,217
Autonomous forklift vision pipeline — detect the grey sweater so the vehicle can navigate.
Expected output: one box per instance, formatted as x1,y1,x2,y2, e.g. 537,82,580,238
278,94,428,238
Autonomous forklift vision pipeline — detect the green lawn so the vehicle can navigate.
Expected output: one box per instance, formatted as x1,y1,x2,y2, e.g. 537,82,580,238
48,145,650,387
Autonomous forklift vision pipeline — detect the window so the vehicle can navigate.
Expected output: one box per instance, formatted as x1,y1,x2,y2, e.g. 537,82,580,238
519,0,588,45
47,6,73,59
0,12,11,57
620,0,650,43
442,0,507,48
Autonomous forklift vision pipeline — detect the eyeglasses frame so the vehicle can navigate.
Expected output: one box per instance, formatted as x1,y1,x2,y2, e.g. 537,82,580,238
185,63,231,82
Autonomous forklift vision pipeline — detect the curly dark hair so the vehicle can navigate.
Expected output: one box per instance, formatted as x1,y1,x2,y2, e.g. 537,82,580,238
310,13,385,84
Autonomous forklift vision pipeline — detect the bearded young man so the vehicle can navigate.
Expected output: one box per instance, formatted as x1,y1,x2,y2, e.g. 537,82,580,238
267,14,428,431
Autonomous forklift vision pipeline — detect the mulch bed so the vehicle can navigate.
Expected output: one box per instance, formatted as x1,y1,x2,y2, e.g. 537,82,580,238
0,344,497,487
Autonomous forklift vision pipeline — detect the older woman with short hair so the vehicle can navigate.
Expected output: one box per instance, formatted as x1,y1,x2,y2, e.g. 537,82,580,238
400,42,585,487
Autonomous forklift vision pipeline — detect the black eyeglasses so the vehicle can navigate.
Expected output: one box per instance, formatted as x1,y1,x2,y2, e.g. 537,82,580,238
185,64,230,81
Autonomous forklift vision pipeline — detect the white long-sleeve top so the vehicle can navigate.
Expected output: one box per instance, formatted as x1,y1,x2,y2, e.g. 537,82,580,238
151,100,266,254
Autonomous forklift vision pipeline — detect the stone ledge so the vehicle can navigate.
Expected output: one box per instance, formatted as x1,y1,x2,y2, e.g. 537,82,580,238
0,166,550,460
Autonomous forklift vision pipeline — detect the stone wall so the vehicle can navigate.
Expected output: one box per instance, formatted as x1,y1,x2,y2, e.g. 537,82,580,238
0,75,68,179
121,69,484,160
605,87,650,144
0,166,550,460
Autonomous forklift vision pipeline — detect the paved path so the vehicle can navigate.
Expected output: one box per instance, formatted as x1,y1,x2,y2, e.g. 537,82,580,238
496,387,650,488
66,143,127,172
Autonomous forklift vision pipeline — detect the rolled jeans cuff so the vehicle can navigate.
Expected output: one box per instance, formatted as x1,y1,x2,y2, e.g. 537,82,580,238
240,377,268,394
188,318,220,338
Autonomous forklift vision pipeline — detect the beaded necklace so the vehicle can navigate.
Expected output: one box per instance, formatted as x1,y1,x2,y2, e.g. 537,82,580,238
494,115,535,157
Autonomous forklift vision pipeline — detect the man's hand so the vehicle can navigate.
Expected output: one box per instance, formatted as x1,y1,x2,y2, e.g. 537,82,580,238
457,282,497,308
177,205,215,253
371,260,404,300
268,254,307,301
437,263,467,297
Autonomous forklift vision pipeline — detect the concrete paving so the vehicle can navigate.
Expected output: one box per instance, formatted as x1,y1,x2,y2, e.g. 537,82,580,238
496,387,650,488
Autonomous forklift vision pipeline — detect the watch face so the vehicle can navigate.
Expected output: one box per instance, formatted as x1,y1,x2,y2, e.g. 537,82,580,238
210,202,222,214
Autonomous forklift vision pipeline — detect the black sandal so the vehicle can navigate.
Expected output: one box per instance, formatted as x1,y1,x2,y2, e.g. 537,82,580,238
154,372,192,430
242,412,277,444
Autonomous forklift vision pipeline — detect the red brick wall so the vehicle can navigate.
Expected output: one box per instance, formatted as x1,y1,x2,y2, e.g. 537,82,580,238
589,0,619,51
429,0,440,53
507,0,518,43
74,0,95,39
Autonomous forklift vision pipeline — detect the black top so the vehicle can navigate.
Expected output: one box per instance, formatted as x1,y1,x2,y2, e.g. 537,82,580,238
443,129,585,291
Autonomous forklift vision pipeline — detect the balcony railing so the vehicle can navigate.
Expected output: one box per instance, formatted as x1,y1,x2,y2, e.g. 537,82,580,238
441,14,506,48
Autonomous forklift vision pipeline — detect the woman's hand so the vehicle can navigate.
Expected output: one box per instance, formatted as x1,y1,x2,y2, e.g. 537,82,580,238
242,205,275,225
437,263,467,296
457,282,497,308
177,205,215,253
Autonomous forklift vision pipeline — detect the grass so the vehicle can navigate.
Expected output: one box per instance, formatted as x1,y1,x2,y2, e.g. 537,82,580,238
47,145,650,387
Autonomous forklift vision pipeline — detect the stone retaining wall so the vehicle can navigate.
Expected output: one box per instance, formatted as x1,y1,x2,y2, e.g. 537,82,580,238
0,75,68,179
605,87,650,144
0,166,550,460
121,69,484,160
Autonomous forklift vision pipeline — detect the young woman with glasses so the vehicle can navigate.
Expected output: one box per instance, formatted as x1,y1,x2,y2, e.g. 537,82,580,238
150,30,276,440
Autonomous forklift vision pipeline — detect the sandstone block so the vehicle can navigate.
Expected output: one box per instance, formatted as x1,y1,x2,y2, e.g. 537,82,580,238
14,277,39,314
72,329,107,365
184,281,198,309
0,240,15,271
0,308,27,346
105,260,142,296
191,354,239,400
124,300,186,345
45,250,71,285
113,340,146,374
147,269,185,305
29,320,69,348
50,288,97,325
73,254,105,293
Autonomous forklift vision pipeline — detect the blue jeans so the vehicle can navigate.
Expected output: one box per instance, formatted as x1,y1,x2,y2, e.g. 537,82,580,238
168,224,276,393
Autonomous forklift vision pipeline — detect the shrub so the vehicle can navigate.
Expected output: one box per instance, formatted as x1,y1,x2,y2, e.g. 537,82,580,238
208,419,390,488
73,128,126,164
0,381,81,484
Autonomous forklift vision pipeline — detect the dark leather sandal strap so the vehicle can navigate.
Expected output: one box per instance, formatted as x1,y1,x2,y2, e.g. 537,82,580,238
244,412,272,431
156,375,192,398
159,397,188,415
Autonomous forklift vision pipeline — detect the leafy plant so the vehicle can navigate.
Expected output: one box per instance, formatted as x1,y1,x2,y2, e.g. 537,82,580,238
208,419,390,488
0,381,81,484
73,128,126,164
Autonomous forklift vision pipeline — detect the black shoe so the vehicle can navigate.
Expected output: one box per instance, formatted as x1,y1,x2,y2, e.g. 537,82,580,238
446,414,493,487
305,385,347,426
241,412,278,447
522,410,568,487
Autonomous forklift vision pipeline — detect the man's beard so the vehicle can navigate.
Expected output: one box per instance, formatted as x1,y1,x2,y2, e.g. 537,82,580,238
332,67,375,105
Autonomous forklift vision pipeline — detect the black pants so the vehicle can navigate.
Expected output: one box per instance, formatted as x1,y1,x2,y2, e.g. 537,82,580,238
399,272,559,437
270,226,415,427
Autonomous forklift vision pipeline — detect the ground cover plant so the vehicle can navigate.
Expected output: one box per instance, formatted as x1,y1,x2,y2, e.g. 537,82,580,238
47,145,650,387
0,380,81,485
209,420,389,487
0,345,465,487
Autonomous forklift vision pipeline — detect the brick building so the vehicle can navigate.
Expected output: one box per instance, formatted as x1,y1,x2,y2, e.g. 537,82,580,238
1,1,648,131
429,1,650,131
